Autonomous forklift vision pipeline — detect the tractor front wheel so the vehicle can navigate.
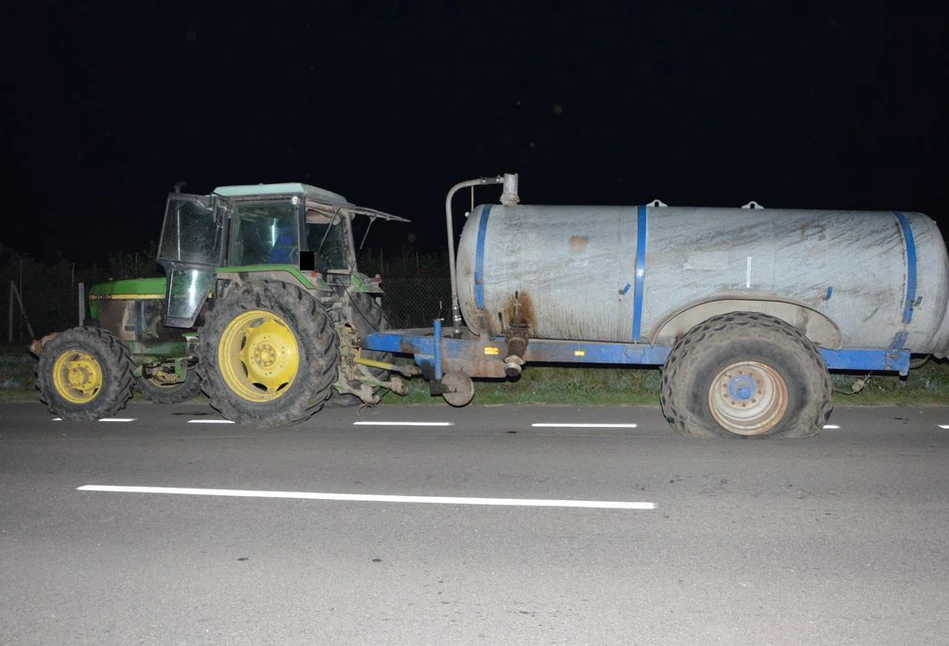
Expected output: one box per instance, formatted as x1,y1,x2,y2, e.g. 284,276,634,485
196,280,339,426
36,327,135,420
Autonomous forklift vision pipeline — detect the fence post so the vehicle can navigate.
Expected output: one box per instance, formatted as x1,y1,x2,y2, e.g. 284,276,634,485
8,281,12,344
9,281,34,341
78,282,86,326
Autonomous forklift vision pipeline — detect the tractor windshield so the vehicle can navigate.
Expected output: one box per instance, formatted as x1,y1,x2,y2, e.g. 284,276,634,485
227,200,301,266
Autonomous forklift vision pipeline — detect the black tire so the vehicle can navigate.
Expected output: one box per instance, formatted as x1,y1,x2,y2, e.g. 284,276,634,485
659,312,833,439
36,326,134,421
327,291,391,408
195,280,339,426
135,368,202,404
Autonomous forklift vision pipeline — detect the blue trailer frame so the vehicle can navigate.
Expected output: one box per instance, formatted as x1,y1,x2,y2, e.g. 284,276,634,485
364,320,911,386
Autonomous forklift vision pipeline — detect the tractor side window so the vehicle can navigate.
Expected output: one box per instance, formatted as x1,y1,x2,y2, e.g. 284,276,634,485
228,200,300,266
306,210,352,272
158,195,221,265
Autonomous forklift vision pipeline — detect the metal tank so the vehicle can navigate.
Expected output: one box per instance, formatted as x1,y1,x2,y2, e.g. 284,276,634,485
455,200,949,355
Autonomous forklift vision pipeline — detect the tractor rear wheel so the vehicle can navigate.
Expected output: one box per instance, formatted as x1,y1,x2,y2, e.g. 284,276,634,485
196,280,338,426
36,327,134,420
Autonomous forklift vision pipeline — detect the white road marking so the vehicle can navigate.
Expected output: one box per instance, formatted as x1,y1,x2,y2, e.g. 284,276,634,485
822,425,841,430
187,419,235,424
353,421,454,427
52,417,136,422
532,423,638,429
938,425,949,430
77,485,655,510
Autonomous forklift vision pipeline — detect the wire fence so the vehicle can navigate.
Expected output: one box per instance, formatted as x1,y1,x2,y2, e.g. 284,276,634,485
379,276,452,329
2,242,451,342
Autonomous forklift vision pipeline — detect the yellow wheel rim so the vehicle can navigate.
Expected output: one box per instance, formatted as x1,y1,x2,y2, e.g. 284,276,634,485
218,310,299,402
52,350,104,404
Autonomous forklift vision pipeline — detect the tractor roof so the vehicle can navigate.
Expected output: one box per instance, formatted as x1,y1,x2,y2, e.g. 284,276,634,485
212,182,410,222
214,182,347,202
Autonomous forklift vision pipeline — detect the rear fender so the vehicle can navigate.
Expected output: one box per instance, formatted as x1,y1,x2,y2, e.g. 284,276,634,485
649,297,843,349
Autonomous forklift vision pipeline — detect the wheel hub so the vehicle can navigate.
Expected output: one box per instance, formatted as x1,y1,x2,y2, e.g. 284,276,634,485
726,374,758,403
709,361,788,435
252,342,278,368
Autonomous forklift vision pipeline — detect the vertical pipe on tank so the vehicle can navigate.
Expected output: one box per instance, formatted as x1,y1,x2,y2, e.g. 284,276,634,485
444,176,505,335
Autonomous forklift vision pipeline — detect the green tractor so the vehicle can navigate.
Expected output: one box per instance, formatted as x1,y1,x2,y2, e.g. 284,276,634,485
33,182,413,425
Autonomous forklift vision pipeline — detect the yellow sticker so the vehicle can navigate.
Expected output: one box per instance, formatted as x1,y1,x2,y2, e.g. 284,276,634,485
574,350,586,357
484,347,499,355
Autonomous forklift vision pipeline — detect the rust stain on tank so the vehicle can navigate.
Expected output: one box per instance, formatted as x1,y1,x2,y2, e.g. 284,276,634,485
502,291,535,328
569,236,588,254
502,291,533,358
800,222,826,241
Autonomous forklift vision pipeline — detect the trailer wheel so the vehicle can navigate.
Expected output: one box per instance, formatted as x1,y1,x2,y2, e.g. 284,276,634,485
659,312,833,439
196,280,339,426
36,327,134,420
135,369,202,405
442,371,475,407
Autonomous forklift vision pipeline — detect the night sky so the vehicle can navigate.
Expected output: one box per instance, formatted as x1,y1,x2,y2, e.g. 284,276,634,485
4,2,948,265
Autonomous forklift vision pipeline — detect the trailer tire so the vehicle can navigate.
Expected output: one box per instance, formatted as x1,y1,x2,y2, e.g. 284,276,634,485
196,280,338,426
36,326,134,420
135,369,202,405
659,312,833,439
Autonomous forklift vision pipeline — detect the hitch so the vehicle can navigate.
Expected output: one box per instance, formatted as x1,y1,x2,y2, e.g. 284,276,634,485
354,356,420,378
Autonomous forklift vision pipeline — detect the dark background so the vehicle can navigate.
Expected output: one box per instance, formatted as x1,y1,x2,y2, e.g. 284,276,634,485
3,1,947,265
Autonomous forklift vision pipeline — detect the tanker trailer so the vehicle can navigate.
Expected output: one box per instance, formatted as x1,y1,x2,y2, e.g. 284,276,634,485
363,174,949,439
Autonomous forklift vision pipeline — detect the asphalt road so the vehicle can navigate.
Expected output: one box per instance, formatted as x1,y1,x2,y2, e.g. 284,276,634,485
2,401,948,645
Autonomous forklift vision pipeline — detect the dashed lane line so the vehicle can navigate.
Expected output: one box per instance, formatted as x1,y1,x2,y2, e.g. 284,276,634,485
532,423,638,429
52,418,135,423
353,421,454,427
77,485,655,510
188,420,235,424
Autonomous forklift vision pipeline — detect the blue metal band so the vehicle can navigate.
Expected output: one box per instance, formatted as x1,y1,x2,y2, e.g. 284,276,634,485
433,318,443,381
632,205,647,341
894,211,917,325
474,205,491,310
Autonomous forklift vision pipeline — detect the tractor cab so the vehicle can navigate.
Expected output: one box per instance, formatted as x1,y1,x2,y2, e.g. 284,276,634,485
157,182,408,328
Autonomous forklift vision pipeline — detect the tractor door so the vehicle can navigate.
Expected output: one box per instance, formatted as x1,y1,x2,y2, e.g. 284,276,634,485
157,193,225,328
